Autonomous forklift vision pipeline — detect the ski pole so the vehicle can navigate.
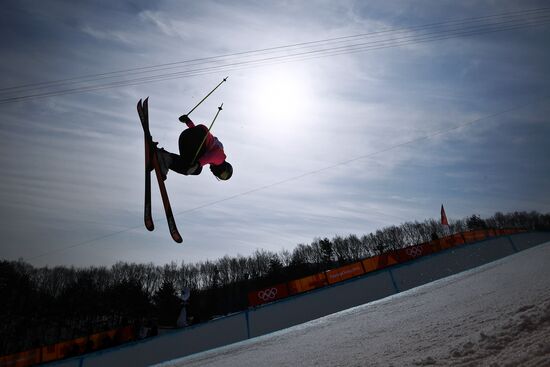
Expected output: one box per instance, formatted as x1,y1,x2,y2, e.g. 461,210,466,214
192,103,223,164
180,77,228,121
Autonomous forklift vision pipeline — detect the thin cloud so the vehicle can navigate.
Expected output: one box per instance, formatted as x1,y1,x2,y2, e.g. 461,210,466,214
80,25,134,45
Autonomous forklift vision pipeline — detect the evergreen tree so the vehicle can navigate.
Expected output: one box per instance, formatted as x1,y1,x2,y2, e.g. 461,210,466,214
466,214,488,230
153,280,181,326
320,238,333,268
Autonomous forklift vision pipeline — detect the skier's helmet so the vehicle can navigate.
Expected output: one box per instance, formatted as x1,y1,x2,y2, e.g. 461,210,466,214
211,161,233,180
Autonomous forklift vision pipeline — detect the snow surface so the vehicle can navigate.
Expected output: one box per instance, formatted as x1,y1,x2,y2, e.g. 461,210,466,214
156,242,550,367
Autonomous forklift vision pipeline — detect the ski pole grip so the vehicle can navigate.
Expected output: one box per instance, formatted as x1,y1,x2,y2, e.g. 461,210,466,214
179,114,193,124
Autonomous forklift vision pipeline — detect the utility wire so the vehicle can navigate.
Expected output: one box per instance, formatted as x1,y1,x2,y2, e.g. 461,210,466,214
2,16,549,104
2,6,548,94
23,96,548,262
0,8,550,92
1,8,549,104
4,13,549,93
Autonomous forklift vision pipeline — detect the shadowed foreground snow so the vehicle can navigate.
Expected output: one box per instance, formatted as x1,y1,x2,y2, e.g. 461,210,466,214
156,242,550,367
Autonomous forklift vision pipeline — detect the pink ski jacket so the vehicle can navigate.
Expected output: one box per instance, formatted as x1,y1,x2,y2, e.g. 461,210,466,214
185,121,226,167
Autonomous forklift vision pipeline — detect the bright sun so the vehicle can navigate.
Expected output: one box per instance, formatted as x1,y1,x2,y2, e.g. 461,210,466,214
253,67,313,125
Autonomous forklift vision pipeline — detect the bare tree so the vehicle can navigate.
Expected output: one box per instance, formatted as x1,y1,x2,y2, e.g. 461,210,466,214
346,234,366,261
332,235,353,264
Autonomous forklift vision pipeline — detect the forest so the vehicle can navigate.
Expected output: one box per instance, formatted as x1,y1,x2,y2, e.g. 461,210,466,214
1,210,549,356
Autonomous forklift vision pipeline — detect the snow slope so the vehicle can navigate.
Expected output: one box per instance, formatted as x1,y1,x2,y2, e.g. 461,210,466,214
156,241,550,367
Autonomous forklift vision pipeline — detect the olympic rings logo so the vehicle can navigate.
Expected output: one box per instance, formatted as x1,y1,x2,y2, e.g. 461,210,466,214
405,246,423,258
258,288,278,301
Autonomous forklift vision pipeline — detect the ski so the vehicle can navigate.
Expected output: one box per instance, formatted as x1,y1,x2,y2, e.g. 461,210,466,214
137,98,183,243
139,98,154,232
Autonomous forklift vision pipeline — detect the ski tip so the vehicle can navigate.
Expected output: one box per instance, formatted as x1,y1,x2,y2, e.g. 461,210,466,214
170,229,183,243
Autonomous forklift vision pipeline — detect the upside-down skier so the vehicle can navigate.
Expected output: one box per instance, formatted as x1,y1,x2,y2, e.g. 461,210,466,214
155,114,233,181
137,78,231,242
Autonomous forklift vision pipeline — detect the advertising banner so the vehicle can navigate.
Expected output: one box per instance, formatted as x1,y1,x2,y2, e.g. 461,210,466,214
396,244,432,262
248,283,289,307
326,263,365,284
462,230,488,243
288,273,328,295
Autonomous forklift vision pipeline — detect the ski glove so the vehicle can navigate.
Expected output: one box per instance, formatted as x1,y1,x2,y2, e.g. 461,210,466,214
179,114,192,124
185,163,201,175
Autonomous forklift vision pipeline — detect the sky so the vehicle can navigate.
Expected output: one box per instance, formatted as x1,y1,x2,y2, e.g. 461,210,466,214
156,241,550,367
1,0,549,267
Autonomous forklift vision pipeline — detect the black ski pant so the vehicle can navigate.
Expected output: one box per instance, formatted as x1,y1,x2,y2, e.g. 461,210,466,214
167,126,207,175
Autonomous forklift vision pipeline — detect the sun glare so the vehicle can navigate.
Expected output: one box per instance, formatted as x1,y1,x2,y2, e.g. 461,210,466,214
253,67,313,125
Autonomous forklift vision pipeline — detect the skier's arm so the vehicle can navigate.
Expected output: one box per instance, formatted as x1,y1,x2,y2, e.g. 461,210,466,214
178,115,196,128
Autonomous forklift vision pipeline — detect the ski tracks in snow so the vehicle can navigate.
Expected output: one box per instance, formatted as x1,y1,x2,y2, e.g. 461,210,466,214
414,289,550,366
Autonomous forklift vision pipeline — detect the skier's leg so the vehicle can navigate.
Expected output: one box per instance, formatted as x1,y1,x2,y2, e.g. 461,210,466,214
157,147,202,176
156,148,183,178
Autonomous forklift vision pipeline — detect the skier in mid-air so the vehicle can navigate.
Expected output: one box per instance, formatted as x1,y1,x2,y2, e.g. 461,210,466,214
137,78,231,242
155,114,233,181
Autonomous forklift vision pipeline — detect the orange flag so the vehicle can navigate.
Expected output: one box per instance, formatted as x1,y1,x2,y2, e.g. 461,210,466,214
441,204,449,226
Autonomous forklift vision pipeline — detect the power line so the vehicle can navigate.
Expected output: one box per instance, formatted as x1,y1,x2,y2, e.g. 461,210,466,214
2,6,548,94
0,7,545,93
1,7,549,104
2,16,549,104
22,96,548,262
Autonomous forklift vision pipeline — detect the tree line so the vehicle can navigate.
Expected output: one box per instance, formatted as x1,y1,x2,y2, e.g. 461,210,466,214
1,210,548,355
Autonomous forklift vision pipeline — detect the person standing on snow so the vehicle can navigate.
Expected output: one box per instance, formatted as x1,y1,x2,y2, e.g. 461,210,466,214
156,114,233,181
